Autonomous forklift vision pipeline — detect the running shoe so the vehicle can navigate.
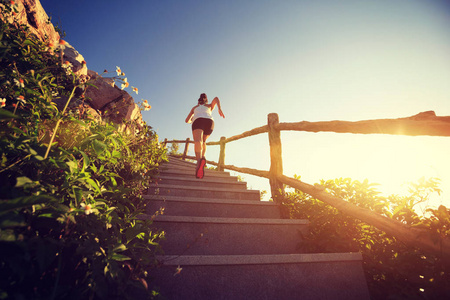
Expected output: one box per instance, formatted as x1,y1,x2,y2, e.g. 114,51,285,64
195,159,201,178
196,158,206,179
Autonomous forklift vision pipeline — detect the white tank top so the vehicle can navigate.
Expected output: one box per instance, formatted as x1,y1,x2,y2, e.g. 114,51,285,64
192,104,213,122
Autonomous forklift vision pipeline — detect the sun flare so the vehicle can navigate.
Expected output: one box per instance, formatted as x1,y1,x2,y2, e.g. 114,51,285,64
282,132,449,206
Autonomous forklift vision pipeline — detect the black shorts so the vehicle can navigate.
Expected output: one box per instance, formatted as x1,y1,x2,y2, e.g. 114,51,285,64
192,118,214,135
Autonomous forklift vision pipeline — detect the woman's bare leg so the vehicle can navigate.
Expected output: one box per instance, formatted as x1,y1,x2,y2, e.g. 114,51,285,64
202,134,210,158
193,129,203,160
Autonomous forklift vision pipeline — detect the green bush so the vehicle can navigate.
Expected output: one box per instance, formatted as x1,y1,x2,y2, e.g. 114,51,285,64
0,3,167,299
284,176,450,299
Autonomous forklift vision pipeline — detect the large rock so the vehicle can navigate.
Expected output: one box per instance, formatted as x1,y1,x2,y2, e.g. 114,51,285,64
85,70,143,125
61,41,88,76
4,0,144,128
3,0,60,46
4,1,87,77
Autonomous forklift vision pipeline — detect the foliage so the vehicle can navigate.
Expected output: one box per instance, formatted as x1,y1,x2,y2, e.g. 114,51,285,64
167,142,180,156
283,176,450,299
0,4,167,299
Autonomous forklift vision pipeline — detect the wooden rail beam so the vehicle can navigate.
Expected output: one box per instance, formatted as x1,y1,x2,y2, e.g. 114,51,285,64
276,111,450,137
207,125,268,146
167,139,194,144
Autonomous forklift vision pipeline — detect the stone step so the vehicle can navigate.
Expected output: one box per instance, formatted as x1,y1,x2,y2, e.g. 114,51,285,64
165,157,201,167
151,253,370,300
148,215,308,255
159,164,232,179
166,156,218,166
166,157,197,166
144,195,281,219
147,184,260,201
159,170,238,182
155,175,247,190
165,158,219,172
162,160,213,171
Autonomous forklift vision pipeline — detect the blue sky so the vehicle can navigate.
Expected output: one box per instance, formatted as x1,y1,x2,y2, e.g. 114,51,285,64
40,0,450,203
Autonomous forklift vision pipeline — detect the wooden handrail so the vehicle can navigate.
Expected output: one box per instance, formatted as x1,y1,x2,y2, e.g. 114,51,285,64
164,124,268,147
164,139,194,144
207,125,269,145
276,111,450,136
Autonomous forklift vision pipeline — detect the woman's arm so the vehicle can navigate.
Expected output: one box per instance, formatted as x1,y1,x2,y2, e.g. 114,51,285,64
210,97,225,118
185,107,195,123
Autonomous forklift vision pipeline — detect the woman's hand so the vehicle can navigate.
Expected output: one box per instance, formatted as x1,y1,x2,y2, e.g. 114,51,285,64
211,97,225,118
218,108,225,118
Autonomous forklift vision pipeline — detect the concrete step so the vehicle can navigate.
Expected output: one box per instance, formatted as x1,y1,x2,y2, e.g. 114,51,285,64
151,253,370,300
159,164,232,179
162,160,214,171
148,215,309,255
165,158,219,172
147,184,261,201
145,195,281,219
155,175,247,190
166,157,198,166
165,157,201,167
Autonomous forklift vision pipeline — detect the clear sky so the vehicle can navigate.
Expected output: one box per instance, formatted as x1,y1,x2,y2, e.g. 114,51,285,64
40,0,450,205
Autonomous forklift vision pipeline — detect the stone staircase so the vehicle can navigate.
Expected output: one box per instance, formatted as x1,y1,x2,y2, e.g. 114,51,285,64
144,156,370,299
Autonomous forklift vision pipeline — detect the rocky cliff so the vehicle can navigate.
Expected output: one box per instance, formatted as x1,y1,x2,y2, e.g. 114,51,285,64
3,0,143,128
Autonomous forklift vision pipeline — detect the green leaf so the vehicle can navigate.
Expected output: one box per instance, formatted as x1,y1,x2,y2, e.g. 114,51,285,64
72,186,83,204
85,82,99,89
66,160,78,174
113,244,127,252
93,139,107,155
0,195,55,215
14,176,33,187
85,178,100,193
125,227,145,243
0,212,26,228
111,150,122,159
90,164,98,173
33,154,45,161
111,253,131,261
0,229,20,241
0,108,19,120
80,150,90,171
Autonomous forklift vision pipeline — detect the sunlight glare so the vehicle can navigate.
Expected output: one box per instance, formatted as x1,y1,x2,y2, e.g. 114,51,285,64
283,132,449,208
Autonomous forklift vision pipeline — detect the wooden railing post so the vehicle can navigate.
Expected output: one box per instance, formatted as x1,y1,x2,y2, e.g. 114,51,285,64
182,138,190,160
268,113,284,204
218,136,226,171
